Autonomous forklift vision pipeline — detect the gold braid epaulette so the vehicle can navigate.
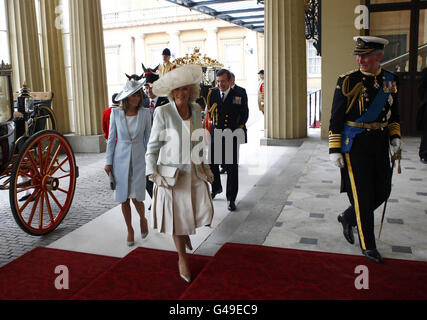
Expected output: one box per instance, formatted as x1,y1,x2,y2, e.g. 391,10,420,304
207,87,218,125
342,76,363,114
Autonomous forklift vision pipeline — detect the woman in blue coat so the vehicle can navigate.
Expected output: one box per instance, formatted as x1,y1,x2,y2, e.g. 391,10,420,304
104,79,152,246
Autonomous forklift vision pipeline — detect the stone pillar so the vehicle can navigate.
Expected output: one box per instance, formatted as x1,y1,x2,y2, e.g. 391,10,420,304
321,0,362,139
7,0,43,92
69,0,108,138
135,34,146,71
167,30,180,58
263,0,307,142
39,0,70,133
245,29,258,95
204,26,218,59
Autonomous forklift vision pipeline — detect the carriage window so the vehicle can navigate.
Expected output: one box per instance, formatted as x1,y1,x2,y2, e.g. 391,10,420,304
0,75,11,122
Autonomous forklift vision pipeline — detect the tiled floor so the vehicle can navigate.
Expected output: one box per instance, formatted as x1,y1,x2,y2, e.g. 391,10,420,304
264,136,427,262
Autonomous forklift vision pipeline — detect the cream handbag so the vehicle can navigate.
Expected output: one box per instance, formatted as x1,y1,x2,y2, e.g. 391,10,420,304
157,165,179,187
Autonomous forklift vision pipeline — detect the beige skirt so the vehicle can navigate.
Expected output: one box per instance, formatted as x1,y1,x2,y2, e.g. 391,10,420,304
152,164,214,235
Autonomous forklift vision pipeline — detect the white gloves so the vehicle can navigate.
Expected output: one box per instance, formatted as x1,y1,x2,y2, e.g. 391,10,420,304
390,138,402,156
150,172,168,187
330,153,345,168
205,167,215,184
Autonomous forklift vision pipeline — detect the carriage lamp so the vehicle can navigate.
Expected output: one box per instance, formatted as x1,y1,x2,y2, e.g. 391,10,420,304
17,83,34,114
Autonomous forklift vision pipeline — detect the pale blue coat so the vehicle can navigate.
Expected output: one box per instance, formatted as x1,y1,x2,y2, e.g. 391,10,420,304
106,107,151,203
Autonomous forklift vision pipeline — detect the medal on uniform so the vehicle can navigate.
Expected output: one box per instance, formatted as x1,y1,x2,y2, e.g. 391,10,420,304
374,76,380,89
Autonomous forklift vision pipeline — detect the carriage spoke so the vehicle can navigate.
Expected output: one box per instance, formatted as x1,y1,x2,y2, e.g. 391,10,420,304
46,143,62,176
38,142,44,175
56,173,71,180
47,190,64,211
43,137,54,174
27,191,42,226
27,152,42,179
17,185,37,193
38,192,45,229
57,187,69,194
45,192,55,224
19,189,40,213
17,170,33,180
49,157,70,176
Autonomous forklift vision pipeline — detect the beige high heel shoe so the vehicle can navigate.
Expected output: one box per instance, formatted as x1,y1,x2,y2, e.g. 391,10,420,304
178,259,192,283
127,231,135,246
140,217,149,239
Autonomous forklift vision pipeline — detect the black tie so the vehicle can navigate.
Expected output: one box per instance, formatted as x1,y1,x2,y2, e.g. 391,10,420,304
221,92,225,102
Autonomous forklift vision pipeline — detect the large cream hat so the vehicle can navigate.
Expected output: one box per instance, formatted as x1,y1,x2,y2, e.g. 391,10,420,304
152,64,203,97
115,79,144,102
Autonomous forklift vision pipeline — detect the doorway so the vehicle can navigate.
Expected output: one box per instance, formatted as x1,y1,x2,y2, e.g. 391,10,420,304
367,0,427,136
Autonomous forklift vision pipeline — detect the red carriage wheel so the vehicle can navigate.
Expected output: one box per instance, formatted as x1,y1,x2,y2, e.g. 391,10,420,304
9,130,77,235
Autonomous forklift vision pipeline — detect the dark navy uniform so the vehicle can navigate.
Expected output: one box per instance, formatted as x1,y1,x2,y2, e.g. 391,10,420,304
329,67,401,255
207,86,249,203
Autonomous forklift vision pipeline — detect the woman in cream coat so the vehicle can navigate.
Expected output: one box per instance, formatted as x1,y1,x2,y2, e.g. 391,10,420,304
105,79,151,246
146,64,214,283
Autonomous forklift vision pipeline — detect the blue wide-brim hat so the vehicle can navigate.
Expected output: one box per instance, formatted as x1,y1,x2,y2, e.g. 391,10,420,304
115,79,144,101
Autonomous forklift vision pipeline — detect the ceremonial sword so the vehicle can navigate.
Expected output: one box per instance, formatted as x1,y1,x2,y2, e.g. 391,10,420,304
378,148,402,239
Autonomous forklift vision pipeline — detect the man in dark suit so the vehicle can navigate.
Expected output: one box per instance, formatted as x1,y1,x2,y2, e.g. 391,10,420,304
142,69,168,206
143,72,169,122
208,69,249,211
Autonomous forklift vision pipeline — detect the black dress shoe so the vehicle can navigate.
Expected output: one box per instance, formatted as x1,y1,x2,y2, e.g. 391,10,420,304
227,201,236,211
362,249,383,263
421,158,427,164
337,213,354,245
211,187,223,199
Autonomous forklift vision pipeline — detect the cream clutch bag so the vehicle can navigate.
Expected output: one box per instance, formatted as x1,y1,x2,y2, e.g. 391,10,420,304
157,165,179,187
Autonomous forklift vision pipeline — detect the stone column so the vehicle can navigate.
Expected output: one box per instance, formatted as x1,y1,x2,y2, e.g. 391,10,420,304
204,26,218,59
69,0,108,139
167,30,180,58
134,34,146,71
263,0,307,142
7,0,43,92
39,0,70,133
321,0,363,139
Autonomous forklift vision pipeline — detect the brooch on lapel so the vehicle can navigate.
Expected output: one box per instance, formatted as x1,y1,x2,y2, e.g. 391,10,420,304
233,96,242,105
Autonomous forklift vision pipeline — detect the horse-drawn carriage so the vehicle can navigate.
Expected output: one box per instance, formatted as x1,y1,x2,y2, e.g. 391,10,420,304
0,62,78,235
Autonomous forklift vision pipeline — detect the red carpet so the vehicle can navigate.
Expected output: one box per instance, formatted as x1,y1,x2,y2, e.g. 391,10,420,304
72,247,211,300
0,247,119,300
180,243,427,300
1,243,426,300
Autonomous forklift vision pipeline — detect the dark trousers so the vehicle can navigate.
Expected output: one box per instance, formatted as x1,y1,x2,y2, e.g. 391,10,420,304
341,130,392,250
146,177,153,199
209,136,240,202
420,129,427,159
210,163,239,201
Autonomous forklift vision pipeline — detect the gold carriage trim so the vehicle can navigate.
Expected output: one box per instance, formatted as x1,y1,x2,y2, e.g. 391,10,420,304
388,122,401,137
